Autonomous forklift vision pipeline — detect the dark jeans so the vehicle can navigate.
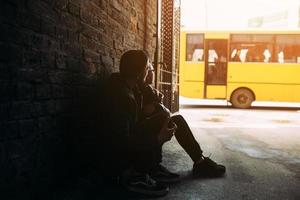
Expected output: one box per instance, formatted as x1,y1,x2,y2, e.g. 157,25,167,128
128,113,203,173
102,114,203,175
155,114,203,164
101,112,167,175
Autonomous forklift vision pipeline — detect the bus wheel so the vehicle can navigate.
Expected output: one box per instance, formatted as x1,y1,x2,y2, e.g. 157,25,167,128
230,88,254,109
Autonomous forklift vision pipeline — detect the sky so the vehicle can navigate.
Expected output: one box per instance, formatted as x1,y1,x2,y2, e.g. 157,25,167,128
181,0,300,30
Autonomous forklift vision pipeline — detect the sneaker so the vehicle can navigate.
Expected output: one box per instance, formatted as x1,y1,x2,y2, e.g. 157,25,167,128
192,157,226,178
150,164,180,184
122,169,169,197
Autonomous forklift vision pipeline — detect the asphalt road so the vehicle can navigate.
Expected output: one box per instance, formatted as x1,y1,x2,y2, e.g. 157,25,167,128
157,105,300,200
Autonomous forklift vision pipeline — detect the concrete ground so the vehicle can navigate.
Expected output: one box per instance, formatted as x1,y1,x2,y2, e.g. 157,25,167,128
156,105,300,200
59,100,300,200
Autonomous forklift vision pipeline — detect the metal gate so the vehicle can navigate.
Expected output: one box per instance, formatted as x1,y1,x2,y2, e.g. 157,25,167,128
155,0,181,113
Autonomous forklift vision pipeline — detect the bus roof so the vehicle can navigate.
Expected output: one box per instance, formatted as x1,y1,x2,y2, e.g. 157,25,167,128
181,29,300,39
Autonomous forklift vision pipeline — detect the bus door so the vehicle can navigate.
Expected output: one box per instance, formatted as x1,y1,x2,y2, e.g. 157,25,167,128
204,39,228,99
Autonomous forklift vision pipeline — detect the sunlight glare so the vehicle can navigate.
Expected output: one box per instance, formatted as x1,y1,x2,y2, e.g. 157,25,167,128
181,0,300,30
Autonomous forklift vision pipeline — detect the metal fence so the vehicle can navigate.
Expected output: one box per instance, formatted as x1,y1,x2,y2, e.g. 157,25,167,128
155,0,181,113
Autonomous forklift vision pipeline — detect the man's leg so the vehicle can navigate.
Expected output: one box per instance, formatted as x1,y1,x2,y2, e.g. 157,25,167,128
121,134,170,197
171,114,226,177
128,134,159,173
171,114,203,162
137,111,180,183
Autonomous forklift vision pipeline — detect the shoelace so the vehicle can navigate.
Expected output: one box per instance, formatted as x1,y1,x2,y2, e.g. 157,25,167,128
204,157,219,167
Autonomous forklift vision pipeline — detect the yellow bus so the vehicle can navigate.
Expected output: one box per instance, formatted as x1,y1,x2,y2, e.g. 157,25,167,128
180,30,300,108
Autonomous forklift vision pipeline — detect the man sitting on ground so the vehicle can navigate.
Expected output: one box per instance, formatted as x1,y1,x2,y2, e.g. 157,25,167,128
103,50,226,197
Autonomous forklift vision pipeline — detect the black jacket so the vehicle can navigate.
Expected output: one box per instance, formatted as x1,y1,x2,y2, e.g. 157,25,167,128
103,73,158,173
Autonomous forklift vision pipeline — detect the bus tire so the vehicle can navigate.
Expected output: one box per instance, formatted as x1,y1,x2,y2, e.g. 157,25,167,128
230,88,254,109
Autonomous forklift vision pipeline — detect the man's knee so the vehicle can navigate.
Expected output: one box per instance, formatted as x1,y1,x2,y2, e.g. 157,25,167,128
171,114,185,124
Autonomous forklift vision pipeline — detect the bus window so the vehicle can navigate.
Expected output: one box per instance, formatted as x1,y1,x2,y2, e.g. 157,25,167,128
192,49,204,62
230,34,274,63
243,44,271,62
230,48,247,62
230,45,249,62
186,34,204,62
275,35,300,63
206,40,227,85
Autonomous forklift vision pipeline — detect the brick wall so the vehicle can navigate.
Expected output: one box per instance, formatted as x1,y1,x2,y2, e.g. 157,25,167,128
0,0,157,199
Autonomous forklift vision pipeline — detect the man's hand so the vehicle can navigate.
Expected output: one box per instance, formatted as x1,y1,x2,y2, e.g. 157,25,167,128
152,88,164,103
158,92,164,103
157,119,177,144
